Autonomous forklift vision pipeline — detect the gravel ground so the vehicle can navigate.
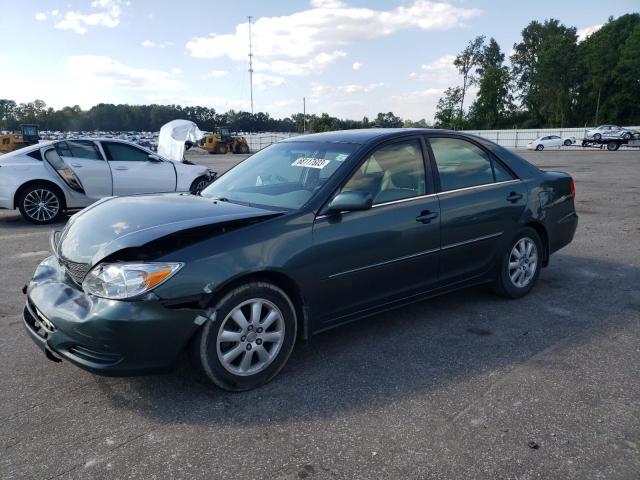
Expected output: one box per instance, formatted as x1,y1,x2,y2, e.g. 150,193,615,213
1,149,639,479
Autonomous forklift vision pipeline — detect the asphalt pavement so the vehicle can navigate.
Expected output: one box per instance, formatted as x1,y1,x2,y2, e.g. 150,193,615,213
1,149,639,479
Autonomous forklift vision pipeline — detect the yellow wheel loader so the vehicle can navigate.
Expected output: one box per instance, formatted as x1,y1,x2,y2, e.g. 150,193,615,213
0,124,40,154
200,127,250,154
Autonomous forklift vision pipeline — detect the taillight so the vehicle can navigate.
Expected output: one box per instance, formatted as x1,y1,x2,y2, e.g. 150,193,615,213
570,178,575,198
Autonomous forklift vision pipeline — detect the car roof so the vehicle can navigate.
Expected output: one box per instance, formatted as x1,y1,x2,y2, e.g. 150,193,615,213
281,128,454,144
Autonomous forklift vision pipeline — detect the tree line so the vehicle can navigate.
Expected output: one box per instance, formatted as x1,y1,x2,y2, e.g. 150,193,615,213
0,98,421,134
435,13,640,129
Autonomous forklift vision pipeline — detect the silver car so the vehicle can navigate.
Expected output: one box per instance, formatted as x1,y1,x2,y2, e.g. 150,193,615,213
585,125,634,141
0,138,212,224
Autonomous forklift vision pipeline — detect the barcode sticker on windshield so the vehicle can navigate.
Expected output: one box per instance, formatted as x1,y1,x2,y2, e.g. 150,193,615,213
292,157,331,169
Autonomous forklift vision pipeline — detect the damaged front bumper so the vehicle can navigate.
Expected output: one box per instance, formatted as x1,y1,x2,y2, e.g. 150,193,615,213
23,255,205,376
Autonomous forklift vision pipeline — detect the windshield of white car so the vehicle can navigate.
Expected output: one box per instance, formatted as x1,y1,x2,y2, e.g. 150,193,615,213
200,141,359,210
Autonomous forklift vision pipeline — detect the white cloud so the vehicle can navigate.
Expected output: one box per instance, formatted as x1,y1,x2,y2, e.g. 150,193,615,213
352,62,363,70
64,55,184,91
35,12,47,21
206,70,229,78
142,40,174,48
146,94,249,112
186,1,481,76
577,24,603,42
171,68,183,75
253,73,286,90
51,10,59,17
409,54,459,86
54,0,125,34
311,82,383,97
310,0,347,8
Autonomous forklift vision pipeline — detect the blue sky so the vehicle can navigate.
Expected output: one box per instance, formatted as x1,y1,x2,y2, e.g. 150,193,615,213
0,0,637,121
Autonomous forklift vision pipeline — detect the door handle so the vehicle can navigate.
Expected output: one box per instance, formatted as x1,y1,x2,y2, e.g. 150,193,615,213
113,166,128,171
506,192,523,203
416,210,439,224
70,163,83,168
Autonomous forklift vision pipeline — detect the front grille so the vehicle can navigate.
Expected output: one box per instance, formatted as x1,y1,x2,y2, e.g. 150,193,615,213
60,258,90,285
25,299,56,340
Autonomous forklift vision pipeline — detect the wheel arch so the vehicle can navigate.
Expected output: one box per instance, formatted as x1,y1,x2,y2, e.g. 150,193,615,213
13,179,67,210
524,220,549,267
206,270,310,341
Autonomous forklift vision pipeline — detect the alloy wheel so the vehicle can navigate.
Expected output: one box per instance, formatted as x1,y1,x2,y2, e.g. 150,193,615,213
216,298,285,376
508,237,538,288
23,189,60,222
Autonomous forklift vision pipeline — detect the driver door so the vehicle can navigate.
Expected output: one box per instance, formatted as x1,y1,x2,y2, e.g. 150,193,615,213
100,141,176,195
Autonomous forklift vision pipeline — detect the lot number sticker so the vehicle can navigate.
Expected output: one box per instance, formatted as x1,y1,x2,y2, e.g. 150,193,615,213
292,157,330,169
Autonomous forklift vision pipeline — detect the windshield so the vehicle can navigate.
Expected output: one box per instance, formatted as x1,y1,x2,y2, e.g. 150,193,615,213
201,141,359,209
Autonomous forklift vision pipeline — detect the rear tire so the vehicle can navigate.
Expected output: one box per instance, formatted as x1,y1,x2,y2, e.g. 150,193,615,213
493,227,542,299
235,143,250,154
607,141,620,151
535,144,544,151
191,282,297,391
623,132,631,140
17,182,64,224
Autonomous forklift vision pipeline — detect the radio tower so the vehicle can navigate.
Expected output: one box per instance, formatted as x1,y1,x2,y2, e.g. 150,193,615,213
248,15,254,114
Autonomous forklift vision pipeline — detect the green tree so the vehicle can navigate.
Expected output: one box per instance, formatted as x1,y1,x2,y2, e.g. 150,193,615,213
468,38,513,128
511,19,580,127
434,87,464,128
454,36,485,118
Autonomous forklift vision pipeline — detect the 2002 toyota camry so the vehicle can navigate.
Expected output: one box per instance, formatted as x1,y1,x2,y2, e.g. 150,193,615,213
24,129,578,391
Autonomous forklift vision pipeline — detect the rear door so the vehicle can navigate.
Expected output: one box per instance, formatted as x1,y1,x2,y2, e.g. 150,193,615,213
100,141,176,195
51,140,112,200
427,135,527,285
311,137,441,324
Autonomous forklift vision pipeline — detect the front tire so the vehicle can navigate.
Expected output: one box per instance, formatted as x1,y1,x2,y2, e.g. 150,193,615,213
563,139,572,146
192,282,297,391
190,176,211,194
607,141,620,151
623,132,631,140
493,227,542,299
18,183,64,224
594,133,602,141
235,143,250,154
535,144,544,151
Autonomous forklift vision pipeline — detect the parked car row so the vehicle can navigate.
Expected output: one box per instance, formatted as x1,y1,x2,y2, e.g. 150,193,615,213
20,129,578,391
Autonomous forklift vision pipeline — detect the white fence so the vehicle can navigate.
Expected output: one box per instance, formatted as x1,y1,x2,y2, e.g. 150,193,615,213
242,127,640,152
463,126,640,150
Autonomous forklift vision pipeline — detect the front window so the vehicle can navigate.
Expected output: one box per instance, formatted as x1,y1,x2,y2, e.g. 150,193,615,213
102,141,150,162
201,141,358,209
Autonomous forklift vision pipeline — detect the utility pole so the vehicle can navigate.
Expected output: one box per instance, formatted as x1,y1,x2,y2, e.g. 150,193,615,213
247,16,254,114
303,97,306,133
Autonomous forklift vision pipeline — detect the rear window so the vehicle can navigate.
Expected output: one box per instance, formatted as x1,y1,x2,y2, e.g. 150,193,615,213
27,150,42,161
55,141,103,160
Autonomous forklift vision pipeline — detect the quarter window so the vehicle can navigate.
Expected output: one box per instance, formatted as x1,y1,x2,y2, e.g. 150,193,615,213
102,142,150,162
429,137,513,192
342,139,426,205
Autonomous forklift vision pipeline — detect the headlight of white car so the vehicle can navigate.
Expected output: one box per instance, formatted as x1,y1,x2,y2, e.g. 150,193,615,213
82,262,183,299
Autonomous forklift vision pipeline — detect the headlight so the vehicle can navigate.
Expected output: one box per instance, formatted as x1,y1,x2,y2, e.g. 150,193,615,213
82,262,183,299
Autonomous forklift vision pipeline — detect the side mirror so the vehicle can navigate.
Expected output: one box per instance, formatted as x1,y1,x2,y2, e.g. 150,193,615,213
148,154,161,162
327,191,373,212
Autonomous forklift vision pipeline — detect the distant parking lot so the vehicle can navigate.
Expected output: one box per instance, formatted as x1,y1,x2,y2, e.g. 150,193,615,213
1,149,639,479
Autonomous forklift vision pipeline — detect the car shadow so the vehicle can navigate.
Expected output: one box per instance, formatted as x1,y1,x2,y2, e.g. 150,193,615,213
89,253,638,426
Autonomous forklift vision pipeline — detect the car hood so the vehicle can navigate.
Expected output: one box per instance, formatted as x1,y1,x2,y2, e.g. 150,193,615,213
57,193,282,265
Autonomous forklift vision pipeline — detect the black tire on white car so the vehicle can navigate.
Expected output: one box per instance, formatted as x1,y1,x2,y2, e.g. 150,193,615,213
535,144,544,151
594,133,602,141
17,182,64,225
190,176,211,194
563,139,572,146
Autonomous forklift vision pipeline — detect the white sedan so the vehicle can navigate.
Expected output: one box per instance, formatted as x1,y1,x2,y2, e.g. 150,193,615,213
0,138,213,224
527,135,576,151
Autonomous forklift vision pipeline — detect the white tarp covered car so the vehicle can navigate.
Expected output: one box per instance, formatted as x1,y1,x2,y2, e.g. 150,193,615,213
0,138,213,224
157,119,205,162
